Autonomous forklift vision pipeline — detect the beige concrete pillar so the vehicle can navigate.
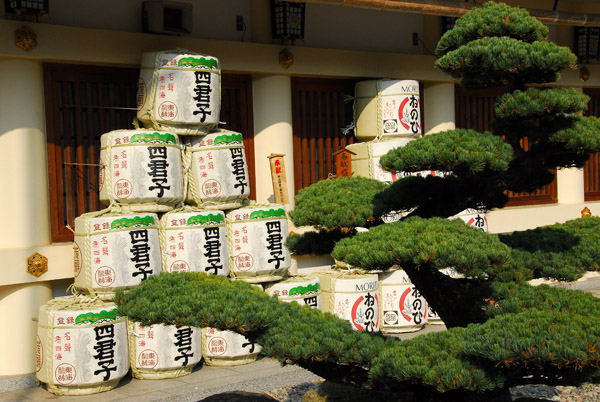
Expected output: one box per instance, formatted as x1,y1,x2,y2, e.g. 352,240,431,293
0,58,53,376
0,283,52,376
0,58,51,248
251,74,295,206
423,82,455,135
557,167,585,204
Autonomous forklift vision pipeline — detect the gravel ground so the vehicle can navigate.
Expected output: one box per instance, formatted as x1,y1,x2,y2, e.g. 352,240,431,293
264,382,600,402
511,383,600,401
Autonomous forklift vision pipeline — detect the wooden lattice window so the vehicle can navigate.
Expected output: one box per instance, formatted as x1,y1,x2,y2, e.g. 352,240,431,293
291,77,358,193
454,85,557,206
44,63,255,242
583,88,600,201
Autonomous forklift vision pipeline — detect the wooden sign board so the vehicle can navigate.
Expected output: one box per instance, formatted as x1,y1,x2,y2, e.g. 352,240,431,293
268,153,290,204
333,148,355,178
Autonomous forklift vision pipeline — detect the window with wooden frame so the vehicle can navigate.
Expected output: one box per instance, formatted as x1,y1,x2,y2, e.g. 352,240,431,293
583,88,600,201
44,63,255,242
291,77,358,194
454,85,557,206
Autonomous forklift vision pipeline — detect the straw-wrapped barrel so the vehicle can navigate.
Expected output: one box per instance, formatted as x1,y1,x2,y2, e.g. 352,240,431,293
99,129,184,211
137,50,221,133
313,269,379,333
378,269,427,333
226,205,291,283
159,207,228,276
264,275,322,310
128,321,202,379
354,79,422,141
73,210,161,299
184,130,250,210
36,297,128,395
201,328,261,367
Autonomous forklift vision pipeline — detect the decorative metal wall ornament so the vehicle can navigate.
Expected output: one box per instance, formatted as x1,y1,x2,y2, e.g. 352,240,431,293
279,48,293,69
581,206,592,218
580,66,590,83
15,26,37,52
27,252,48,277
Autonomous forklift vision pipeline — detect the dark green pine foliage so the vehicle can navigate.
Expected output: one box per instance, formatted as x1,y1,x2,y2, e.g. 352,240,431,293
115,2,600,401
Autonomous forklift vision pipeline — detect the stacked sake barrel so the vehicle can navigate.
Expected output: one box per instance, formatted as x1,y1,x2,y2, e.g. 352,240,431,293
36,296,129,395
135,49,293,367
349,79,422,183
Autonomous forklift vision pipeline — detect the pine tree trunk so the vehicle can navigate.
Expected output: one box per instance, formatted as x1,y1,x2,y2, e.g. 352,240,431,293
402,263,491,328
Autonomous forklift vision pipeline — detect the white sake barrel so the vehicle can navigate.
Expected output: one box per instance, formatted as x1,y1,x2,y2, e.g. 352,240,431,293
36,297,128,395
201,328,262,366
453,209,488,232
314,269,379,333
378,269,427,333
264,275,322,310
159,208,229,276
354,79,421,141
346,138,415,183
137,50,221,132
128,321,202,379
227,205,291,283
73,210,161,299
99,129,184,211
185,130,250,210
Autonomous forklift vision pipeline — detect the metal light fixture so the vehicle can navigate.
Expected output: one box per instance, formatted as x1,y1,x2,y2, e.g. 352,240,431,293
5,0,49,21
580,66,590,83
575,27,600,62
271,0,305,44
442,16,457,33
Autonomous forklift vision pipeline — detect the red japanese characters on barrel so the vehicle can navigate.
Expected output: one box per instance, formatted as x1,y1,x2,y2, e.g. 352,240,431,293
99,129,184,211
36,297,128,395
354,79,421,141
185,130,250,210
128,321,203,379
137,50,221,133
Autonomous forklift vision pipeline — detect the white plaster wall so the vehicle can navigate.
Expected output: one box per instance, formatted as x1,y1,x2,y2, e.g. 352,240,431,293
303,3,423,53
46,0,252,41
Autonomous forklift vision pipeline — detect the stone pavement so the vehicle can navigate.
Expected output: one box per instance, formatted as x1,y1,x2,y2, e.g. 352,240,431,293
2,274,599,402
0,358,321,402
0,323,447,402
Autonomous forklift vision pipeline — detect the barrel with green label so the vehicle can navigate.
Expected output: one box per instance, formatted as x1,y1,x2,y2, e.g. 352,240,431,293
36,297,128,395
226,205,291,283
137,50,221,132
99,129,184,211
185,130,250,210
264,275,322,310
128,320,202,379
159,208,229,276
73,210,161,299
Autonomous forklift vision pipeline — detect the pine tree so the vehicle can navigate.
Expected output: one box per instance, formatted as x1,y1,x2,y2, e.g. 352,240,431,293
115,3,600,401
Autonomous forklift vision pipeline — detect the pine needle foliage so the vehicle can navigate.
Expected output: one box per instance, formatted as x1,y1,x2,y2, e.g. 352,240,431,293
116,2,600,400
379,129,513,174
288,176,387,228
435,2,548,56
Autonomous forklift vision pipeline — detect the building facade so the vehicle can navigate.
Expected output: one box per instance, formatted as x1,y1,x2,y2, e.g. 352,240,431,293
2,0,600,377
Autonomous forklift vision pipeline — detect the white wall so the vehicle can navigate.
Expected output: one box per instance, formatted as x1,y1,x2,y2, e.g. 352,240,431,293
45,0,252,41
11,0,424,54
303,3,423,53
